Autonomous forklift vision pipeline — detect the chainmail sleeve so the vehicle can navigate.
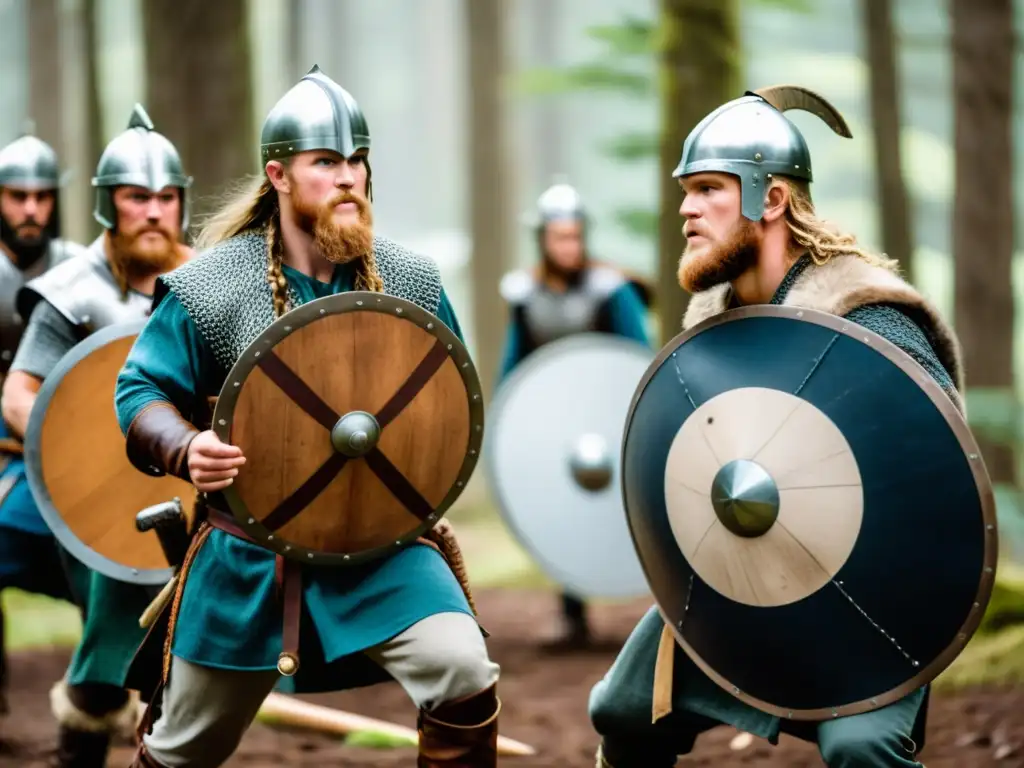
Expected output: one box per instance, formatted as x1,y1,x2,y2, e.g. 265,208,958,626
844,303,957,396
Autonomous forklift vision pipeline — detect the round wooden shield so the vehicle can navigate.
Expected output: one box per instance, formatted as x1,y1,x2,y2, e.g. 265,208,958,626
623,304,998,720
212,291,483,566
24,320,197,585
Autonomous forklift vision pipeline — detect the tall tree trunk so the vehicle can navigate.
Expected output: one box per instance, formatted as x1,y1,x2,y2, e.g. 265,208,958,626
951,0,1015,484
286,0,303,80
465,0,513,397
143,0,254,235
657,0,741,344
29,0,100,245
861,0,914,281
531,0,565,183
27,0,61,150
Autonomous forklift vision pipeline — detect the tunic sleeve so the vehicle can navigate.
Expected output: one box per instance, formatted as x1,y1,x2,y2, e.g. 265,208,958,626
434,288,466,346
605,283,653,348
114,292,218,435
495,316,525,388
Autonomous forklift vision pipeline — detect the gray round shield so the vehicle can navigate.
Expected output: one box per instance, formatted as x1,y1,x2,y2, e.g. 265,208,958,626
484,333,653,599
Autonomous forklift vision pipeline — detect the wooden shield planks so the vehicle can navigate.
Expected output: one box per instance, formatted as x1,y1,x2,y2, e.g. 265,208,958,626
215,292,483,566
25,321,196,585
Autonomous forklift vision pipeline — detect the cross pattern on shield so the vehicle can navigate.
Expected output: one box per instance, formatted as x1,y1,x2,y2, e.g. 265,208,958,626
24,320,196,586
622,305,997,720
212,292,483,566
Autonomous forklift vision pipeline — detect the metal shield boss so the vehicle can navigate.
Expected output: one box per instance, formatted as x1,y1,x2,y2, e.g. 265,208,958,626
24,321,196,585
623,306,997,719
212,293,483,565
485,334,653,599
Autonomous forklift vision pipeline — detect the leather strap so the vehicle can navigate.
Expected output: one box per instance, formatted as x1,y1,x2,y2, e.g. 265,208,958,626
0,437,23,456
652,623,676,723
206,508,302,676
246,340,448,533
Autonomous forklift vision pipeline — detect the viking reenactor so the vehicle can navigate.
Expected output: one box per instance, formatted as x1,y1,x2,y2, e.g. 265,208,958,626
495,182,652,649
0,128,86,716
1,104,193,766
114,66,500,768
588,85,993,767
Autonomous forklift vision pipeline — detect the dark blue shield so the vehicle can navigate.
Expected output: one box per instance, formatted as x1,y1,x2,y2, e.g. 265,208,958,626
622,305,997,720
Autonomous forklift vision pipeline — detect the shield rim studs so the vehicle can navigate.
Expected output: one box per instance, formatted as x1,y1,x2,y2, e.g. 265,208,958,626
211,291,485,567
622,304,999,721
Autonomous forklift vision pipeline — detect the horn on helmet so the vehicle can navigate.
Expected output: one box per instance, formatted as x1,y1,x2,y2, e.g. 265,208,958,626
748,84,853,139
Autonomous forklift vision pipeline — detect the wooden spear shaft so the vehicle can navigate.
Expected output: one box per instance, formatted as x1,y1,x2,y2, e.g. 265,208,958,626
256,692,537,757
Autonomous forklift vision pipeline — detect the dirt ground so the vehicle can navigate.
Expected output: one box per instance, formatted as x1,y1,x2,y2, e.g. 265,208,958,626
0,588,1022,767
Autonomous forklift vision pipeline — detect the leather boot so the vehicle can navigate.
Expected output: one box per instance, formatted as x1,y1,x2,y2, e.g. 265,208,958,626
52,727,110,768
49,681,139,768
417,683,500,767
542,593,592,652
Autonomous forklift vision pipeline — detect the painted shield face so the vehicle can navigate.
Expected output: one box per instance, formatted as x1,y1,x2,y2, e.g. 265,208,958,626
621,305,996,719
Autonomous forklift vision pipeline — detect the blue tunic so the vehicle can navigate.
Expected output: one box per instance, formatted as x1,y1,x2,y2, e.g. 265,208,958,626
497,280,651,383
115,262,476,692
0,424,45,537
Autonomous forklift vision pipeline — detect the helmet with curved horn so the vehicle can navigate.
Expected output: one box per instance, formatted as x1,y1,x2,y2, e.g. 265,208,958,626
671,84,852,221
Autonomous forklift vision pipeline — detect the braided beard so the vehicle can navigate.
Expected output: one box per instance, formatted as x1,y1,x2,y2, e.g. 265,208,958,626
292,188,374,265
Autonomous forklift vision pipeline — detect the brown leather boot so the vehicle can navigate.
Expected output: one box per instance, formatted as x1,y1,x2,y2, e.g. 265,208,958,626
51,727,111,768
417,683,500,767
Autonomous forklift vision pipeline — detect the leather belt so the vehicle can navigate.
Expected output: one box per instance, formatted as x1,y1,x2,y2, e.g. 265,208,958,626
205,507,302,676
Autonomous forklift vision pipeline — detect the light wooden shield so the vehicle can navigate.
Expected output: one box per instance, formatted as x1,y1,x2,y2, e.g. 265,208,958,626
23,320,196,585
212,292,484,566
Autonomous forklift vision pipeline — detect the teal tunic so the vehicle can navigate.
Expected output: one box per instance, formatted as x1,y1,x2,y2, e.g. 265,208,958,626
589,255,951,766
497,280,651,383
65,559,157,688
115,262,476,693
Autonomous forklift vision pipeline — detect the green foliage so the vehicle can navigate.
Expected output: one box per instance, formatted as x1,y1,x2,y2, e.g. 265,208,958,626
936,564,1024,689
937,624,1024,689
614,207,660,239
601,131,660,161
1,589,80,650
978,563,1024,634
344,730,416,749
515,15,659,242
966,387,1023,446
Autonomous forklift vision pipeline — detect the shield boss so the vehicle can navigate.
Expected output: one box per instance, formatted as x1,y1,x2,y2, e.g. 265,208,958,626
623,305,997,720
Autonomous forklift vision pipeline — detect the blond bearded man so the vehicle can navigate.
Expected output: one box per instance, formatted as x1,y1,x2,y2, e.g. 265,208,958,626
588,86,962,767
114,66,500,768
2,104,194,767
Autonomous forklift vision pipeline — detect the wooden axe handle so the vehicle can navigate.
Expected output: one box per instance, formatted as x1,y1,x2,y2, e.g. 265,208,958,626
257,692,536,757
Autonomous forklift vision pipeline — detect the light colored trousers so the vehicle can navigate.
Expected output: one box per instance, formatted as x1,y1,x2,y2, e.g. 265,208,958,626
145,612,500,768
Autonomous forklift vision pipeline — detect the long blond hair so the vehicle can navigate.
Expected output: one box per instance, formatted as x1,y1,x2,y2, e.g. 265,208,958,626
194,170,384,319
778,176,900,273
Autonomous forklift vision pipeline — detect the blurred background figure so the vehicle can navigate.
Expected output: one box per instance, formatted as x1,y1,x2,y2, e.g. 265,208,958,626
493,181,651,650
